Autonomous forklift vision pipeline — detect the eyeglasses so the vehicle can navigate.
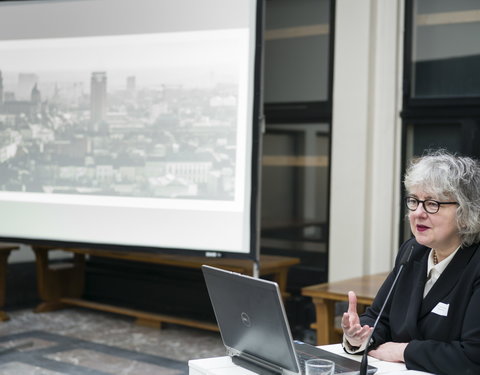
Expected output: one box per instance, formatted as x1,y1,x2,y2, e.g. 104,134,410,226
404,197,459,214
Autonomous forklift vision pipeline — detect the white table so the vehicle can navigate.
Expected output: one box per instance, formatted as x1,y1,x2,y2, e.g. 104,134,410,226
188,344,433,375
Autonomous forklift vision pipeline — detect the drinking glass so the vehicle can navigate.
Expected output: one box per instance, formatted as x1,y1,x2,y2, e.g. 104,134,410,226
305,359,335,375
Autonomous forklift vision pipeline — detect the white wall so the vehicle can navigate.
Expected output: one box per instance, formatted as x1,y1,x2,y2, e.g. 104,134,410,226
329,0,404,281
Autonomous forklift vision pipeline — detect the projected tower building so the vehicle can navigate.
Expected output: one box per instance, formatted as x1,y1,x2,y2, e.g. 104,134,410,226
30,83,41,114
126,75,136,100
90,71,107,124
31,83,41,103
18,73,38,100
126,76,135,92
0,70,3,105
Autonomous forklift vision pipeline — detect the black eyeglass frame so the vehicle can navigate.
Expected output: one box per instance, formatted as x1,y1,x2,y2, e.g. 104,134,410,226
404,196,459,214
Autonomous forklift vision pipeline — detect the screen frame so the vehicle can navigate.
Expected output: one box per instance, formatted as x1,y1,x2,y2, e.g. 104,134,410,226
0,0,264,260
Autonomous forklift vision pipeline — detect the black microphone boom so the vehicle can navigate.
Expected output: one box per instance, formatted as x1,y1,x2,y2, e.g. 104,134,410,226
359,245,414,375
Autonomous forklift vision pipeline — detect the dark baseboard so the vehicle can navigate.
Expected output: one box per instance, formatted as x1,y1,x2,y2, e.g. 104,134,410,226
83,256,216,322
5,261,40,309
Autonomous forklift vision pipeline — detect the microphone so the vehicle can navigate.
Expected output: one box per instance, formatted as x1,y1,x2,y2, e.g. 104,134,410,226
359,244,414,375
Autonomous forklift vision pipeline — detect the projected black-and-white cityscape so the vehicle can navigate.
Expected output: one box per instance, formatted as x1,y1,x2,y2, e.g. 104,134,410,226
0,32,244,200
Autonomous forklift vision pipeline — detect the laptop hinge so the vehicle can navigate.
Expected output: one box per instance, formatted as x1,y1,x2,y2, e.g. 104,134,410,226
232,354,283,375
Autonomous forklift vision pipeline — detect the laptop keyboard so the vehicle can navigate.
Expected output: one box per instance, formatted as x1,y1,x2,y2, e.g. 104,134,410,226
294,341,376,374
296,350,352,374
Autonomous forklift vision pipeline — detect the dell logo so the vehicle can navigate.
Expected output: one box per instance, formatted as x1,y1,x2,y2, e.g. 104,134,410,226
240,312,251,327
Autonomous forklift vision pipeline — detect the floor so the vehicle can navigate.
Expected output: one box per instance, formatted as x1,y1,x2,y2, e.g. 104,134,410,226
0,308,226,374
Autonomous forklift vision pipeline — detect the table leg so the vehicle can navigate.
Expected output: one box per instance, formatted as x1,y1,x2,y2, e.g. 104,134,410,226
0,250,11,321
311,297,340,345
33,246,86,312
272,269,289,298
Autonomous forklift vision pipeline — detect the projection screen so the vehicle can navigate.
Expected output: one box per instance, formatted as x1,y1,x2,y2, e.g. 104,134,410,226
0,0,263,258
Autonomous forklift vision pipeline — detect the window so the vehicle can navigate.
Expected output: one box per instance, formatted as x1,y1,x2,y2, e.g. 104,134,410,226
401,0,480,242
409,0,480,99
261,0,334,289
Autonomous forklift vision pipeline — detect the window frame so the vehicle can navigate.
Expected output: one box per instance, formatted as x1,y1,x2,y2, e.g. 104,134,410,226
402,0,480,115
400,0,480,245
260,0,335,286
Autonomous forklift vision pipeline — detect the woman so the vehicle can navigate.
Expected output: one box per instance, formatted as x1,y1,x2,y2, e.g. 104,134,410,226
341,150,480,375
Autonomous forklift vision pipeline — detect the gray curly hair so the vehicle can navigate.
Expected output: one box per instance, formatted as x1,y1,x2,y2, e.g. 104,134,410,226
404,150,480,247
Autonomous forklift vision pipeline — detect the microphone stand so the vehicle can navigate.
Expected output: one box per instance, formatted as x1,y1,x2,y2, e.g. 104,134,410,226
359,245,414,375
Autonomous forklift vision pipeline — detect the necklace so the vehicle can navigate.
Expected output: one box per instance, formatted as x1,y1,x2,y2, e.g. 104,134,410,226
433,249,439,265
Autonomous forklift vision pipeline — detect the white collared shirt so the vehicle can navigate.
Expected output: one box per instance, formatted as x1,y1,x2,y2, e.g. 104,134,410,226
423,246,460,298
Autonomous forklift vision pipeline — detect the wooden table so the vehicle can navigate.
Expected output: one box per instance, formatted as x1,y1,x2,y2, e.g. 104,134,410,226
302,272,388,345
32,245,299,331
0,243,20,321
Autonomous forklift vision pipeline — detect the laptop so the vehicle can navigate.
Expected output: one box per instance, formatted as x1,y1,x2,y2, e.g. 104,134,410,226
202,265,377,375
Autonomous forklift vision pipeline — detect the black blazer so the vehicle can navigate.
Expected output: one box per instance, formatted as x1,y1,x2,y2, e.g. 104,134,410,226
360,237,480,375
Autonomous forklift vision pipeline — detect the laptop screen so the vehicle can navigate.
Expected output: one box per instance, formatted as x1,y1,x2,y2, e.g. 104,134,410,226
202,265,299,373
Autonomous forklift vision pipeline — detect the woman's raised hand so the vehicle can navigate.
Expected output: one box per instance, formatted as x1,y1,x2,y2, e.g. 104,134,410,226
341,291,373,347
